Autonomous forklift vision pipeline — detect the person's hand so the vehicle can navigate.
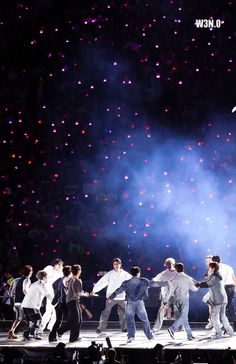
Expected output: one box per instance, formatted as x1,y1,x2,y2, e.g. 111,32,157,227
90,292,98,296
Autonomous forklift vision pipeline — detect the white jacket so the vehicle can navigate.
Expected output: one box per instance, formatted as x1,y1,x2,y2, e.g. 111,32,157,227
93,269,131,300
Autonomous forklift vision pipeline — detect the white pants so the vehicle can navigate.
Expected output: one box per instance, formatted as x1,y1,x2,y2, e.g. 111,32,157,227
39,298,56,331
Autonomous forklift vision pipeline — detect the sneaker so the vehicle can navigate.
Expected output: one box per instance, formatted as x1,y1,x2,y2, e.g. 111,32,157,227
122,328,127,332
188,336,195,341
34,335,42,340
96,328,102,334
205,322,213,329
126,337,134,343
168,328,174,339
152,326,159,333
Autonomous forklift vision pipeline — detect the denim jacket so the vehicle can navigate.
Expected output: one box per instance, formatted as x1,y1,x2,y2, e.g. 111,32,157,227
109,276,167,301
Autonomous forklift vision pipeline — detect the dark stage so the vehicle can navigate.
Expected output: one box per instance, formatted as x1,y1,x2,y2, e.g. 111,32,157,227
0,320,236,364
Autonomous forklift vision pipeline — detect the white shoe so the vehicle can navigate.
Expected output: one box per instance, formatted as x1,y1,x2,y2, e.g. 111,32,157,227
205,322,213,329
126,337,134,343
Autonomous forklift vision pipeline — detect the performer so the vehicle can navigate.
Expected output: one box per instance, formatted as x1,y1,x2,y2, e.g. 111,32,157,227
57,264,89,342
167,263,198,341
196,262,234,339
91,258,131,333
152,257,177,332
48,265,72,342
212,255,236,325
108,266,168,343
203,255,214,329
39,258,63,333
8,265,33,339
21,270,50,340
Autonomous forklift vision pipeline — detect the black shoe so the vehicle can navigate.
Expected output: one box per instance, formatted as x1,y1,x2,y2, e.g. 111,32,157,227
96,328,102,334
122,328,127,332
168,328,174,339
34,335,42,340
49,337,58,342
69,337,81,343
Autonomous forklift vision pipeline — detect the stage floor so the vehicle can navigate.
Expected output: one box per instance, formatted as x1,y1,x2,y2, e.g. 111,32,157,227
0,325,236,350
0,323,236,363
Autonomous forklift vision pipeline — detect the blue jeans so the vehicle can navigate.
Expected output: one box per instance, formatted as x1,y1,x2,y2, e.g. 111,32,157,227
169,299,192,339
125,300,153,339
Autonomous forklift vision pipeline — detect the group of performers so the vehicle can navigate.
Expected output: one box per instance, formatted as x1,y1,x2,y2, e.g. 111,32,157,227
6,255,236,343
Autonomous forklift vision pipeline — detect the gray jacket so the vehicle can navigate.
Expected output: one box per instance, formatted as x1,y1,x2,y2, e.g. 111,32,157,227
200,273,227,305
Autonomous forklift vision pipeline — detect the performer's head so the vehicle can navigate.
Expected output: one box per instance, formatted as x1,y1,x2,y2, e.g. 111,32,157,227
71,264,82,277
130,266,141,277
22,265,33,277
174,263,184,273
164,258,175,270
51,258,63,271
36,270,47,282
113,258,122,272
208,262,220,274
62,265,72,277
212,255,221,263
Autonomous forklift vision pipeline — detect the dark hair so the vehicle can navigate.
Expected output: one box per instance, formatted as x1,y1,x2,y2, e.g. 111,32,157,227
209,262,220,272
212,255,221,263
113,258,122,264
175,263,184,273
22,265,33,276
62,265,72,277
130,266,141,276
36,270,47,280
51,258,63,266
71,264,81,275
107,348,117,360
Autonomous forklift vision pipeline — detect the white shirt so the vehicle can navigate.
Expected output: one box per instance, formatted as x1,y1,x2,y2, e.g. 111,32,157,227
21,280,48,310
153,269,177,299
44,265,63,297
93,269,132,300
220,263,235,285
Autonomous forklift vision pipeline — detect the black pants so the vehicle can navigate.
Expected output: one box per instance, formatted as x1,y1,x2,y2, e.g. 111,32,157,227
23,308,42,338
49,302,68,341
58,300,82,342
225,285,235,320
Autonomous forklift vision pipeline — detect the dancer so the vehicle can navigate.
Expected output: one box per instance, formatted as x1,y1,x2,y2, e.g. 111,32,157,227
8,265,33,339
21,270,49,340
167,263,198,341
212,255,236,325
108,266,168,343
152,257,177,332
48,265,72,342
39,258,63,333
91,258,131,333
57,264,89,342
203,255,214,329
196,261,234,339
